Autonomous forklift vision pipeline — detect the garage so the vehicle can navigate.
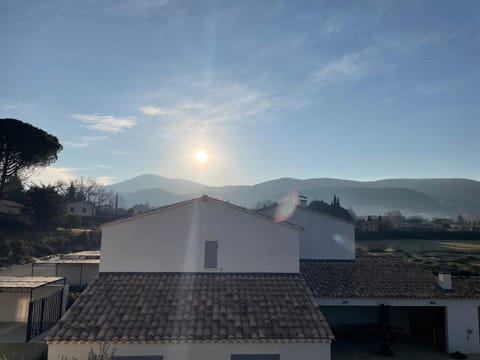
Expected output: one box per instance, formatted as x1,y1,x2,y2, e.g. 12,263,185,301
321,305,446,356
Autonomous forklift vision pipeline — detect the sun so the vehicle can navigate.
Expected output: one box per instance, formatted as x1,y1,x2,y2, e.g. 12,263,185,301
195,150,209,163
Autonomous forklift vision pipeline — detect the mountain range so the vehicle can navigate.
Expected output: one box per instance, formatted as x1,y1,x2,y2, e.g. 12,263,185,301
107,174,480,217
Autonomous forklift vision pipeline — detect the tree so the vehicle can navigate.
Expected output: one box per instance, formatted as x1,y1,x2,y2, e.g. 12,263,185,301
0,118,63,200
26,185,65,230
308,196,354,222
57,178,116,206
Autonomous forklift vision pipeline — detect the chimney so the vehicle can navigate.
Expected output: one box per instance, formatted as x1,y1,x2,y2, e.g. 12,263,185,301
299,195,307,208
438,273,452,290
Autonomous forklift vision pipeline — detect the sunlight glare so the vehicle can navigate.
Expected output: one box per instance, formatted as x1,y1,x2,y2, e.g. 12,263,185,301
195,150,209,163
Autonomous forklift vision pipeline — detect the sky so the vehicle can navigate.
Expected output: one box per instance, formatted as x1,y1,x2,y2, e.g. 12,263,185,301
1,0,479,186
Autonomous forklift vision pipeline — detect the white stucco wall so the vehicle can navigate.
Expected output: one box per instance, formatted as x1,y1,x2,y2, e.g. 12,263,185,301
55,263,98,286
446,301,480,354
0,293,30,322
33,263,99,286
0,286,68,323
67,202,95,217
317,297,480,354
48,342,330,360
100,198,300,273
259,206,355,260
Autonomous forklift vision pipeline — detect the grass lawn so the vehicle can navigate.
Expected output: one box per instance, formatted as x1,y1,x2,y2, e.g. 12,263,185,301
357,239,480,275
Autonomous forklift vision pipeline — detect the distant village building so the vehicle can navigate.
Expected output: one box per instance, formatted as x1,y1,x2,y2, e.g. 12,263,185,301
396,217,434,231
356,216,380,232
66,201,95,217
131,203,150,215
432,218,453,231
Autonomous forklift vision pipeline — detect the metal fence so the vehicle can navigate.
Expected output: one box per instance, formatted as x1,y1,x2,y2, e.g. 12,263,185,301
26,289,64,341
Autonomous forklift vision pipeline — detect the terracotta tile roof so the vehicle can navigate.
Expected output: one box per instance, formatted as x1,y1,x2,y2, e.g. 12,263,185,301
301,254,480,300
46,273,333,344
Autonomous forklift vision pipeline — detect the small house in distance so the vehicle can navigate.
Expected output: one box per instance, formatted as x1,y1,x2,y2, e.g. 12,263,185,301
66,201,95,217
46,196,333,359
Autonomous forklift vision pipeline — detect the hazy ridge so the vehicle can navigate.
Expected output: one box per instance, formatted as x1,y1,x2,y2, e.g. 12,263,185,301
107,174,480,217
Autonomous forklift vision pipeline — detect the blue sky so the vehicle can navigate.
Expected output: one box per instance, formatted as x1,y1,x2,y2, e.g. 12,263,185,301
1,0,479,186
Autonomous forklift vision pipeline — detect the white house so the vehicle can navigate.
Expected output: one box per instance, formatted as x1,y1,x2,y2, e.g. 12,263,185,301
301,253,480,354
46,196,333,360
66,201,95,217
258,203,355,260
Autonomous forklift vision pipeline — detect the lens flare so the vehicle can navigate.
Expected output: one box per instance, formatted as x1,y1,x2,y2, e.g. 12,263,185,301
274,189,299,222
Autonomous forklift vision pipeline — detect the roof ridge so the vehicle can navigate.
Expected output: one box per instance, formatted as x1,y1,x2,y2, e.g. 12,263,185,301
102,195,302,230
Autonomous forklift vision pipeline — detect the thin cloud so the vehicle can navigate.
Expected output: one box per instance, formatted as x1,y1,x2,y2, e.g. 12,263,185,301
141,82,278,135
29,166,77,185
72,114,137,133
30,167,117,187
311,31,444,88
96,176,118,185
64,135,108,148
140,105,162,115
313,47,376,85
325,16,342,33
1,100,35,110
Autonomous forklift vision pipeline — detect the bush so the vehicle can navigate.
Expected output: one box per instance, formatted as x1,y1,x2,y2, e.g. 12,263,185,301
63,214,81,229
0,230,101,267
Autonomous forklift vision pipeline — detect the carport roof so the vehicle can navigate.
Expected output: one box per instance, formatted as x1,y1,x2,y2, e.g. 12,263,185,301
301,254,480,300
0,276,64,289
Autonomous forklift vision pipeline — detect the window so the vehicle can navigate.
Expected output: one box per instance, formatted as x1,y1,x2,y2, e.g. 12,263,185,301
231,356,280,360
204,241,218,269
82,207,87,213
69,206,75,212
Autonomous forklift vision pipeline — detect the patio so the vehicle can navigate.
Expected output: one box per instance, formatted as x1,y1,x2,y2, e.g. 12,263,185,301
0,322,28,343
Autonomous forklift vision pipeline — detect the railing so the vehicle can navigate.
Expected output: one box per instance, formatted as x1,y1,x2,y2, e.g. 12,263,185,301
26,289,64,341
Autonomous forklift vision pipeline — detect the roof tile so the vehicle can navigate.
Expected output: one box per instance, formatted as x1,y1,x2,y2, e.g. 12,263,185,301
301,254,480,299
47,273,333,343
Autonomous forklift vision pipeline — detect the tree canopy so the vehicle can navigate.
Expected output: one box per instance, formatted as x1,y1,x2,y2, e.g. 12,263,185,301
308,196,354,222
0,118,63,199
26,185,65,231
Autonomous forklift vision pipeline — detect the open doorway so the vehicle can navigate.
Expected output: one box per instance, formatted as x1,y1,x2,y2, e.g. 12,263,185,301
322,305,447,358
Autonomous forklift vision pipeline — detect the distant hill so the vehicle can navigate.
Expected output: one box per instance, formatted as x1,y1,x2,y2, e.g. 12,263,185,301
108,175,480,217
107,174,212,195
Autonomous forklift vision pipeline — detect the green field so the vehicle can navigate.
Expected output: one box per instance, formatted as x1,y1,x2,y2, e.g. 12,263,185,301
357,239,480,276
